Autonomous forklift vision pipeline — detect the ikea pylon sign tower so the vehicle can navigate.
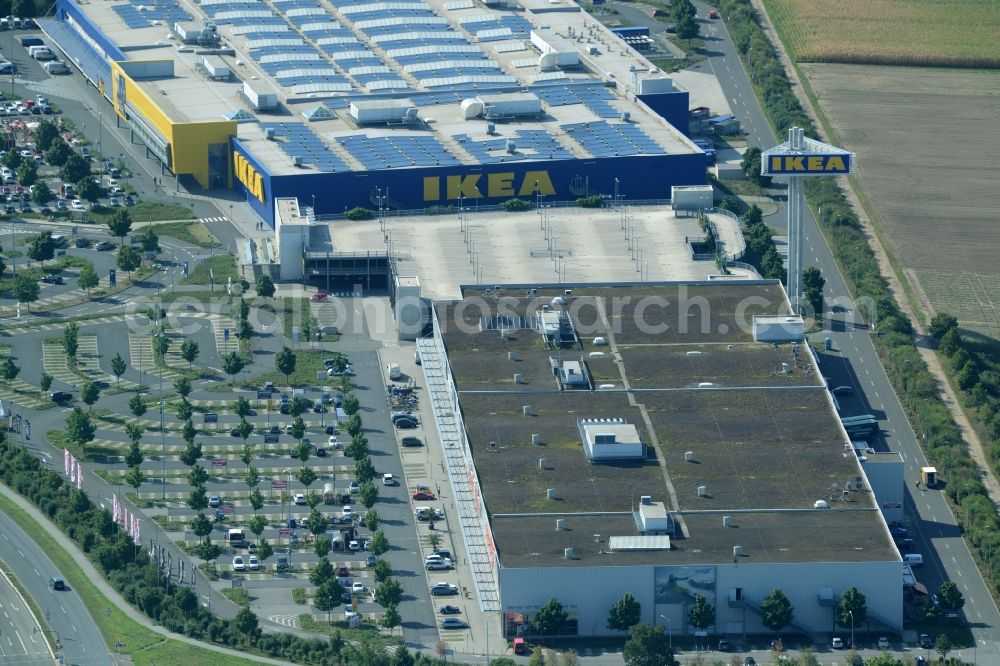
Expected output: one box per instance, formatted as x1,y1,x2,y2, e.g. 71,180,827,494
762,127,854,313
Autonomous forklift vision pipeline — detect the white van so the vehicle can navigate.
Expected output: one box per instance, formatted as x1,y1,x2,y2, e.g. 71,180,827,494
388,363,401,380
903,553,923,566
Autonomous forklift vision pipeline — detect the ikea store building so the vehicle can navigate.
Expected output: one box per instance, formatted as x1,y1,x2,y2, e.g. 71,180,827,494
45,0,706,227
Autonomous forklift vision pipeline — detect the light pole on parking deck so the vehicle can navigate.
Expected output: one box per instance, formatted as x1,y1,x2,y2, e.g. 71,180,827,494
658,614,672,647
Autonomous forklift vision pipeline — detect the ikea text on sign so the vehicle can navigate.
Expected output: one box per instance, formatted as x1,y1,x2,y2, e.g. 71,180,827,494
423,170,556,201
234,152,265,202
766,154,850,175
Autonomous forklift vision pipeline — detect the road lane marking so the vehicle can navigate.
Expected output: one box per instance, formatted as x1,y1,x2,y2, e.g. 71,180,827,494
13,629,25,653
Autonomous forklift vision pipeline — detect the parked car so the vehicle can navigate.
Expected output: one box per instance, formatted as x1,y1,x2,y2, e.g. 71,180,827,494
40,274,64,284
276,555,289,571
431,582,459,596
708,8,719,18
831,637,844,650
382,473,395,486
232,556,246,572
440,618,468,629
439,605,461,615
294,493,307,505
336,566,350,578
352,582,365,593
413,490,436,501
394,416,418,429
349,481,359,493
401,436,423,447
50,391,72,402
95,241,115,251
310,292,328,302
877,637,889,650
425,559,453,571
208,495,221,508
74,237,90,248
248,555,260,571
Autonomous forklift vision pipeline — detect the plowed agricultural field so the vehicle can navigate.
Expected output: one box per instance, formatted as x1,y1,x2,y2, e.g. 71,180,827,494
762,0,1000,68
800,63,1000,338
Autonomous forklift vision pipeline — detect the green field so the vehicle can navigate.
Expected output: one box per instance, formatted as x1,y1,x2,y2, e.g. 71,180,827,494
184,254,239,286
152,221,221,248
762,0,1000,67
85,201,195,225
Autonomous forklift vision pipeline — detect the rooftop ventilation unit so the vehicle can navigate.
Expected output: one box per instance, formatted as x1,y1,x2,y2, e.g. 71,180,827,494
723,515,732,527
697,485,707,497
556,519,565,530
532,434,542,444
291,156,303,167
684,451,694,462
538,457,547,469
564,547,574,559
733,545,743,557
349,99,417,125
547,488,557,500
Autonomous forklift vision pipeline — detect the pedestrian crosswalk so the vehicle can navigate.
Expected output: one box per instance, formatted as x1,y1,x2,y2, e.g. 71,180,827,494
0,344,49,409
128,334,182,382
41,336,105,388
200,217,227,225
211,316,238,358
267,615,300,628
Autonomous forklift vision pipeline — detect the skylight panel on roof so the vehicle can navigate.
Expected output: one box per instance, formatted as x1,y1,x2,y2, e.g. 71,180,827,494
214,10,275,20
233,24,290,34
349,65,394,75
301,22,340,31
315,36,360,45
259,53,322,64
493,40,526,53
385,44,480,58
247,37,305,48
290,82,354,94
405,59,497,73
459,13,496,23
532,71,566,82
444,0,475,8
285,6,326,16
276,67,342,78
354,16,446,29
366,80,409,91
325,50,375,61
511,58,537,68
476,28,512,40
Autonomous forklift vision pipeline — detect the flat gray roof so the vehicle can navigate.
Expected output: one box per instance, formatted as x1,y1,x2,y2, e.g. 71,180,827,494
436,283,898,566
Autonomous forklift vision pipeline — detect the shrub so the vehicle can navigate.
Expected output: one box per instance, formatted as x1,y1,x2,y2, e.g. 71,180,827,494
344,207,375,220
576,194,603,208
501,198,531,212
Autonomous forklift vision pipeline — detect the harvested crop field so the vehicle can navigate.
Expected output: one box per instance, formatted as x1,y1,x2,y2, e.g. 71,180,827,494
762,0,1000,68
800,63,1000,338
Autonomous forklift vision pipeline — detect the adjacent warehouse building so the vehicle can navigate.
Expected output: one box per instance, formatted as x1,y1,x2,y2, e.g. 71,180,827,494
45,0,707,227
418,281,904,639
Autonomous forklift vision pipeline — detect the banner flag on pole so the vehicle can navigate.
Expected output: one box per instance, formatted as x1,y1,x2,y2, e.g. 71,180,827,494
64,449,69,476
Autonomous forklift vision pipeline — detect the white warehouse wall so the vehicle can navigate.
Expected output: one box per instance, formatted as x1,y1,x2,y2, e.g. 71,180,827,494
500,559,902,637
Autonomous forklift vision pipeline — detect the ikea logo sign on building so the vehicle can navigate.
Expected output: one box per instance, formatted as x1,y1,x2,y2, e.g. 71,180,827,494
234,152,265,202
766,154,850,175
423,170,555,201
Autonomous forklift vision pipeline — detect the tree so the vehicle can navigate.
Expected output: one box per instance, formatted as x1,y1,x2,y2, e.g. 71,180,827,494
534,598,568,636
957,363,980,391
342,394,360,416
306,491,321,509
44,138,70,167
675,12,698,39
245,465,260,489
289,396,308,418
187,488,208,511
373,559,391,583
347,434,369,459
222,351,245,385
607,593,642,632
190,512,213,539
314,579,341,621
314,537,332,560
935,634,952,660
381,603,401,634
375,578,403,607
837,587,867,628
802,266,825,315
938,581,965,612
233,396,253,418
39,372,52,392
236,418,254,444
0,357,19,389
76,175,101,203
35,121,60,152
427,532,442,551
276,347,297,383
61,154,90,185
740,146,770,186
528,647,545,666
256,274,275,298
930,313,959,340
248,488,265,513
125,441,144,469
258,539,273,562
310,558,335,587
117,246,141,278
27,231,55,264
173,377,192,399
129,394,147,418
124,465,145,492
63,322,80,360
81,380,100,411
180,339,199,369
17,159,37,187
233,606,260,644
296,466,317,489
346,414,363,438
938,328,961,356
364,510,380,533
77,264,100,297
248,514,267,543
139,227,160,254
355,456,375,485
187,463,209,488
623,623,677,666
761,588,794,634
688,594,715,632
31,181,52,205
369,530,389,556
12,274,39,308
107,208,133,246
240,444,254,467
304,508,327,536
291,417,306,443
359,481,378,509
66,407,95,450
180,442,202,467
2,149,20,171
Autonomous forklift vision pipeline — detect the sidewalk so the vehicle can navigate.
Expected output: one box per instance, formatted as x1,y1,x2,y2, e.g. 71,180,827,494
0,482,295,666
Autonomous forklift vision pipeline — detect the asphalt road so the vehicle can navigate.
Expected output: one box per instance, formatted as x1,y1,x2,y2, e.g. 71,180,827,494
0,569,50,664
691,1,1000,652
0,509,111,665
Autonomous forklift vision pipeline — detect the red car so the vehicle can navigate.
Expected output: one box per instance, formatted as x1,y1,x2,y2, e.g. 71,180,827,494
412,491,436,501
336,566,349,578
310,292,328,302
708,9,719,18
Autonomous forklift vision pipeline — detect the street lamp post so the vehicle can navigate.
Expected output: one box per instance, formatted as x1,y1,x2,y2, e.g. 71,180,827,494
848,610,855,650
658,614,672,647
